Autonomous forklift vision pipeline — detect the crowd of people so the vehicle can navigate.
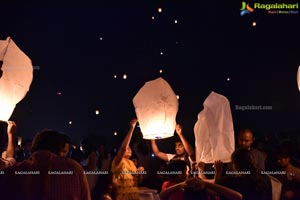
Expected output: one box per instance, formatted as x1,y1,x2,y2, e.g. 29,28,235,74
0,119,300,200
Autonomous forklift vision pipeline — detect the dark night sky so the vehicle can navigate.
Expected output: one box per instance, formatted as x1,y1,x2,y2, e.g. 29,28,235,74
1,1,300,146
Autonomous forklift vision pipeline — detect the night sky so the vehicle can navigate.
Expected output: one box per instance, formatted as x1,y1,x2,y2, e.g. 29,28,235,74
1,1,300,146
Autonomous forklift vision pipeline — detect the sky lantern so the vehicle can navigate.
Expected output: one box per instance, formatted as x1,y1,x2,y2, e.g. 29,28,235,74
297,65,300,92
0,37,33,121
17,136,22,146
194,91,235,163
133,77,178,139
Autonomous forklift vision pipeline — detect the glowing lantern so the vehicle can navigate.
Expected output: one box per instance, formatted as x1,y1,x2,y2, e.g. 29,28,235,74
297,65,300,92
17,136,22,146
133,77,178,139
194,91,235,163
0,37,33,121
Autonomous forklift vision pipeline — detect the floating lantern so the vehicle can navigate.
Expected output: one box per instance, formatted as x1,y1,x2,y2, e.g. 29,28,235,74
133,77,178,139
17,136,22,146
297,65,300,91
0,37,33,121
194,91,235,163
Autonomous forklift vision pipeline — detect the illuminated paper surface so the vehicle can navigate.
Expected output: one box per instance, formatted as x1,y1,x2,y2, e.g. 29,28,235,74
194,91,234,163
0,37,33,121
297,65,300,92
133,77,178,139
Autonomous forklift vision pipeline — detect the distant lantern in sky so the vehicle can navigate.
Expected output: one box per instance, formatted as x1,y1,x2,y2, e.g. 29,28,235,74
252,21,256,27
174,20,178,24
159,69,163,73
100,37,103,40
17,136,22,146
160,52,164,55
151,16,155,20
57,91,62,96
114,131,118,136
297,65,300,92
176,95,180,100
158,8,162,13
227,77,230,81
69,121,72,125
133,77,179,139
123,74,127,79
114,74,117,79
95,109,100,115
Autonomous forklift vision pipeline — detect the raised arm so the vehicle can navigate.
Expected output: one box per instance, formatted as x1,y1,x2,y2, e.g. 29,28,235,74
5,121,16,159
114,119,137,165
204,181,243,200
159,181,186,199
175,124,195,159
184,178,242,200
151,139,168,162
196,162,213,182
197,160,223,183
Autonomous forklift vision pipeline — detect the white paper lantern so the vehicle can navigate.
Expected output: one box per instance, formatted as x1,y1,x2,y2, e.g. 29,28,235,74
297,65,300,92
0,37,33,121
194,91,235,163
133,77,178,139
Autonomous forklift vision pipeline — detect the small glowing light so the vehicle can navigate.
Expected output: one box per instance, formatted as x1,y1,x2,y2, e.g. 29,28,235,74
114,131,118,136
123,74,127,79
227,77,230,81
176,95,180,100
151,16,155,20
57,92,62,96
158,8,162,13
95,110,100,115
159,69,163,73
69,121,72,125
175,41,179,45
100,37,103,40
17,137,22,146
114,74,117,79
80,145,83,151
160,52,164,55
174,20,178,24
252,21,256,26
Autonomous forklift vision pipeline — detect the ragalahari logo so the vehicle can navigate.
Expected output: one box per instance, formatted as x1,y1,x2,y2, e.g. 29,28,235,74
240,2,254,16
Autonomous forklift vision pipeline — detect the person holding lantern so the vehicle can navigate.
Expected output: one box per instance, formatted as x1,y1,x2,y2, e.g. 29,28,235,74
111,118,145,200
151,124,195,168
0,121,16,170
